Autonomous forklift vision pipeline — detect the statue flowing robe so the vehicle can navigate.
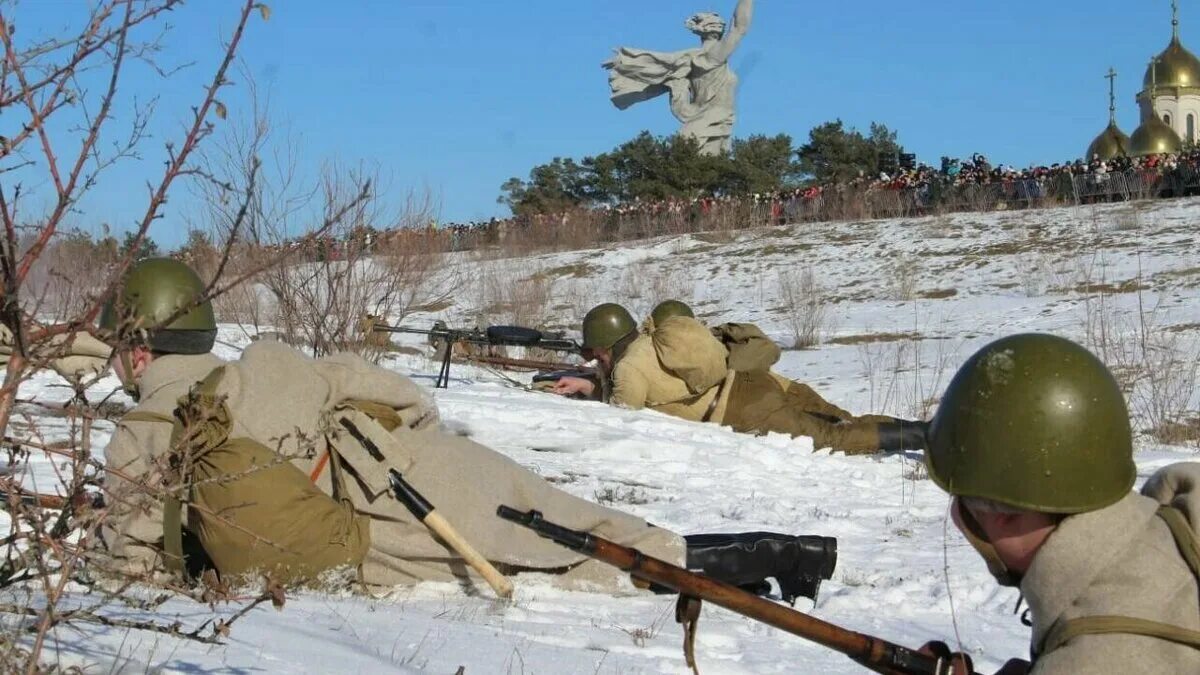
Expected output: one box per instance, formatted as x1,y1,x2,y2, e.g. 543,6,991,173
604,47,737,154
605,47,694,110
602,1,751,155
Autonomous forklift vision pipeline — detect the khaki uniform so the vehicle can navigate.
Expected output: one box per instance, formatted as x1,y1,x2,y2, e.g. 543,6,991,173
722,371,886,455
1022,462,1200,674
610,328,734,424
103,342,683,592
610,318,888,454
771,374,898,425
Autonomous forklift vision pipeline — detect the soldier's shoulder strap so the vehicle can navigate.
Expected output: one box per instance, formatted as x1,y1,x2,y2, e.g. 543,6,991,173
161,366,231,578
121,410,176,425
1040,505,1200,655
1041,615,1200,654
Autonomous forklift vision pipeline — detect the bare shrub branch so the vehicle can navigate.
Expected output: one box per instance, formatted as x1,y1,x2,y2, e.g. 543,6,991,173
777,267,827,350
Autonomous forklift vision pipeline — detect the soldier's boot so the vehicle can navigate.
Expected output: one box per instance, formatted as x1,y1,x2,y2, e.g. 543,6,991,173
683,532,838,604
876,420,929,453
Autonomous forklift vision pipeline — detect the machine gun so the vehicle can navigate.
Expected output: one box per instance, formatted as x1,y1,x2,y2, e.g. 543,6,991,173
498,507,978,675
372,321,581,388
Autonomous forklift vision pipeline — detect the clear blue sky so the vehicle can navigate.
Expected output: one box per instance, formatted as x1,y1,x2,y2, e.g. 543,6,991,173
9,1,1188,246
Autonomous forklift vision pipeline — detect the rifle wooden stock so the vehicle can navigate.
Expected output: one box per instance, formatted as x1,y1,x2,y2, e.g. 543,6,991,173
497,507,974,675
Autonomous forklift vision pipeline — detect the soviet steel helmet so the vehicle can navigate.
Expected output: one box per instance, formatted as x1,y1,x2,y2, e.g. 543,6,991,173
650,299,695,326
926,333,1134,514
581,303,636,350
99,257,217,354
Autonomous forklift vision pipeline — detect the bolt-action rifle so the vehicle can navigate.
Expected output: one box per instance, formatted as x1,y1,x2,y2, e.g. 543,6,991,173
372,321,581,388
497,507,977,675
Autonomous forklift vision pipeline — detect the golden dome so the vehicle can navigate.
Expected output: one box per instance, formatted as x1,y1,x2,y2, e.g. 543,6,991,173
1130,113,1183,156
1143,36,1200,90
1087,122,1131,160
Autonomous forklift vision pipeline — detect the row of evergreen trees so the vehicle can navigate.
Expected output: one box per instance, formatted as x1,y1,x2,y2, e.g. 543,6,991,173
499,120,905,217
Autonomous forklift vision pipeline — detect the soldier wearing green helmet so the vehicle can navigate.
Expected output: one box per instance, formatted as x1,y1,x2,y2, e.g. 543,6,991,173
648,299,695,327
98,257,218,399
555,302,925,455
0,256,208,392
100,261,836,600
98,258,231,574
924,333,1200,674
581,302,638,353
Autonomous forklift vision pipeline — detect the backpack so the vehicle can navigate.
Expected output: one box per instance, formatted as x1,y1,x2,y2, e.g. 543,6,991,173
710,322,781,373
651,316,729,395
131,366,371,584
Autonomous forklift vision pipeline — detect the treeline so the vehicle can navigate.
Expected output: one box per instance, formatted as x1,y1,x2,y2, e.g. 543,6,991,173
21,227,162,316
499,121,905,217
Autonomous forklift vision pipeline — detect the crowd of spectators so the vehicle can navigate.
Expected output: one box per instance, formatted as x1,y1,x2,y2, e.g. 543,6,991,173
874,149,1200,197
268,148,1200,260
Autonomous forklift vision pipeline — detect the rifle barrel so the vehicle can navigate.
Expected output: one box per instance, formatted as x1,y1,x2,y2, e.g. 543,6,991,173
497,507,968,675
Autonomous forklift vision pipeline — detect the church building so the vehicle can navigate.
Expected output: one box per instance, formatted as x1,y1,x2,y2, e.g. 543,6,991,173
1089,2,1199,158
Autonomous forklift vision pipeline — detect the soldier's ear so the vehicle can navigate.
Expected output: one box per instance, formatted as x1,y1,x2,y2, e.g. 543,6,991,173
130,345,156,373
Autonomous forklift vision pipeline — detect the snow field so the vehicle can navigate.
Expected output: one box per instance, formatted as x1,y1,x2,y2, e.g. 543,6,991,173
4,197,1200,672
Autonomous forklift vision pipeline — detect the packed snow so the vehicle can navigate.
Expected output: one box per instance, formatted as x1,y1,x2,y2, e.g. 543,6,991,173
4,198,1200,673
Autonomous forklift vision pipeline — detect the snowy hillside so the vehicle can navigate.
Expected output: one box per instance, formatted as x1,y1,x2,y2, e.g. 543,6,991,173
6,197,1200,673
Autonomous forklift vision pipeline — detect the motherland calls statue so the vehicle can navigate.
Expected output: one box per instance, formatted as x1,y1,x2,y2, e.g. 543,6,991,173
603,0,753,156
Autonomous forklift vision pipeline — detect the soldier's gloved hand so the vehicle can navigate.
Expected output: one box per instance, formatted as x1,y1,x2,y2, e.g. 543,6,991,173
916,641,974,675
993,659,1031,675
550,376,595,398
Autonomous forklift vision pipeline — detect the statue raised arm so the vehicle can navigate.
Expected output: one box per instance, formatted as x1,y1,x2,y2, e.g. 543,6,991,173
603,0,755,155
703,0,753,65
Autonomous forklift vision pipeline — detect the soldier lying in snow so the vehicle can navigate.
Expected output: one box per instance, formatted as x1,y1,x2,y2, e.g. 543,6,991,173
650,299,900,425
551,302,926,455
97,258,837,600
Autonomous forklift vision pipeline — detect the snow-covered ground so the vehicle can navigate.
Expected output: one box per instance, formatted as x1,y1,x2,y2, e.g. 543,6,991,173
5,197,1200,673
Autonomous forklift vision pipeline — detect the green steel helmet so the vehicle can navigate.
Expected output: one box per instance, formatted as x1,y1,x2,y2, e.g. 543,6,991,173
926,333,1135,514
581,303,636,350
650,299,695,326
98,257,217,354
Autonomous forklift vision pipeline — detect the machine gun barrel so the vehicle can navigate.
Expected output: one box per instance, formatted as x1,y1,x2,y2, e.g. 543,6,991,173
370,322,581,388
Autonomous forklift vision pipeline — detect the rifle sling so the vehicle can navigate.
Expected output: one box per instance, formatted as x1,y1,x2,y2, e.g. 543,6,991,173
1040,505,1200,655
701,372,734,423
161,495,185,576
675,594,703,675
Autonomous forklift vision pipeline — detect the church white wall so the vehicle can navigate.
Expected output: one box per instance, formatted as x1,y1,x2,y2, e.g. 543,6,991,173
1150,93,1200,143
